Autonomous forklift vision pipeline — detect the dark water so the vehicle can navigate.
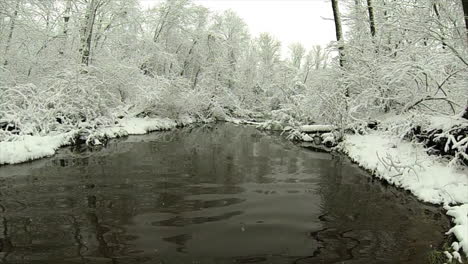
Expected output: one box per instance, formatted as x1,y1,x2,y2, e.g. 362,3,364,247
0,123,448,264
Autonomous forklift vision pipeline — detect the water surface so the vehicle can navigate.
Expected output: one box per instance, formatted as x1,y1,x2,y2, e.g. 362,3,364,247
0,123,448,263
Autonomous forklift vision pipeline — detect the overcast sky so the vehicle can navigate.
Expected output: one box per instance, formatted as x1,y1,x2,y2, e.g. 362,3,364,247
139,0,336,56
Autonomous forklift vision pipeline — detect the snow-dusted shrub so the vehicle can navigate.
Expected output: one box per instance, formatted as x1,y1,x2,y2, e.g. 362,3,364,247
272,69,347,127
274,95,315,125
285,128,307,141
154,78,206,119
256,120,285,131
0,70,120,136
304,72,349,128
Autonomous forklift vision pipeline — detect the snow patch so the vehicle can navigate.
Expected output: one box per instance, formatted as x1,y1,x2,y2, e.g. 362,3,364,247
428,115,468,131
445,204,468,257
118,117,177,134
0,133,74,165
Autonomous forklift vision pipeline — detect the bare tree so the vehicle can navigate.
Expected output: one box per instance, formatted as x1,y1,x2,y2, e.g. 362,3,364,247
289,43,306,69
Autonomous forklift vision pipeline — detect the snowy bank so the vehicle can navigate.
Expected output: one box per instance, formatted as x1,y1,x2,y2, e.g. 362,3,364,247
89,117,178,140
342,132,468,257
0,117,191,166
0,133,75,165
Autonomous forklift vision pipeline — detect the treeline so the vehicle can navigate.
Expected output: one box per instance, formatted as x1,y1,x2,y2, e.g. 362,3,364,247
0,0,467,140
329,0,468,124
0,0,328,139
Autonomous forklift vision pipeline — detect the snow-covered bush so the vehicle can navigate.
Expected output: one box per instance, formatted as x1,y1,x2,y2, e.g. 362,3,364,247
0,69,120,136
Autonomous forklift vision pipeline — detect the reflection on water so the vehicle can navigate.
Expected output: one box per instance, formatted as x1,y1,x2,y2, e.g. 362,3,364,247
0,124,448,264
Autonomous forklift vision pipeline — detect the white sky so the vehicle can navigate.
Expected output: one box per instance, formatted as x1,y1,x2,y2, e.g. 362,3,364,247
139,0,336,56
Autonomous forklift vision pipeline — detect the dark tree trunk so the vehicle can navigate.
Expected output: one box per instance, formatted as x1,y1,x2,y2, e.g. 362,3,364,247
462,0,468,118
366,0,376,37
180,40,197,76
331,0,348,99
462,0,468,38
331,0,344,68
432,3,447,49
192,67,201,89
80,0,98,67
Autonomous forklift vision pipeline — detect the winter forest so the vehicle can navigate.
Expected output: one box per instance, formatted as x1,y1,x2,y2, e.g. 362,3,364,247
1,0,465,135
0,0,467,142
0,0,468,263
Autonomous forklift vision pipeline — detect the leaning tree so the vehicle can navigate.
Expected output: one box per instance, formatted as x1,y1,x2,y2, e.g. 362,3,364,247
462,0,468,118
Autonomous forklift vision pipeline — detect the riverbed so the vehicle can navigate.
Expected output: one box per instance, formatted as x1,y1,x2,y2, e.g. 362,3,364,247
0,123,449,263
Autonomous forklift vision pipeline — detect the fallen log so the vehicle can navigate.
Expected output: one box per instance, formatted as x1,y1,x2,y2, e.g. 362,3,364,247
300,125,336,133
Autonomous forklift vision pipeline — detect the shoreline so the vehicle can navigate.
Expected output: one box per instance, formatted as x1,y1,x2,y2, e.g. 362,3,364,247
278,123,468,262
0,117,467,262
0,116,199,166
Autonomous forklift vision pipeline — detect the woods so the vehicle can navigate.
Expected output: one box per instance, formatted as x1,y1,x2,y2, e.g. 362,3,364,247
0,0,468,261
0,0,466,152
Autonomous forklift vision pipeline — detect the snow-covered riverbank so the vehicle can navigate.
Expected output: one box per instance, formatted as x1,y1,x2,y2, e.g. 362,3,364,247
342,131,468,260
261,113,468,261
0,117,194,166
252,113,468,261
1,115,467,261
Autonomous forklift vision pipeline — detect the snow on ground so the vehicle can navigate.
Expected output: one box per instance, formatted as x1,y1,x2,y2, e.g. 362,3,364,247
343,133,468,204
94,117,177,137
342,131,468,257
428,115,468,131
119,117,177,134
445,204,468,262
0,117,188,166
0,132,75,165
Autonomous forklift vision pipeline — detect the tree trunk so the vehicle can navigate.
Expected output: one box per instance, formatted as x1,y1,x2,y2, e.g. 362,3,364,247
180,39,197,76
331,0,348,99
462,0,468,42
331,0,344,67
432,3,447,49
60,0,72,55
3,0,20,66
366,0,376,37
303,67,310,83
63,0,72,35
462,0,468,118
192,67,201,89
80,0,98,67
154,5,171,43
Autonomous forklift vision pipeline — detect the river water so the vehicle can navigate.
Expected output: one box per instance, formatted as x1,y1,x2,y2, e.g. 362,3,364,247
0,123,449,264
